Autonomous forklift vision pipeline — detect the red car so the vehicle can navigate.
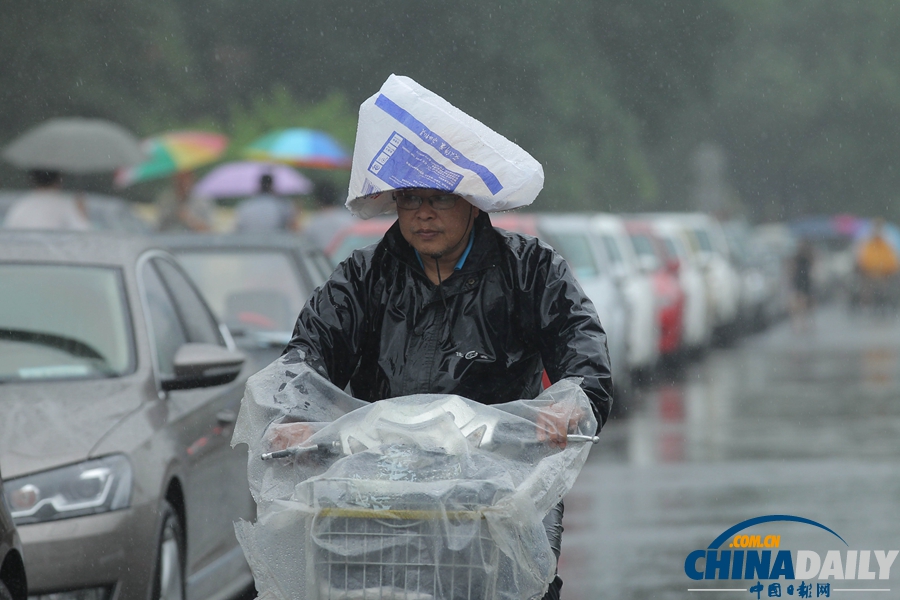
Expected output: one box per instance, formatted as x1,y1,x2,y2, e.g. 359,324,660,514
624,219,686,358
490,212,539,236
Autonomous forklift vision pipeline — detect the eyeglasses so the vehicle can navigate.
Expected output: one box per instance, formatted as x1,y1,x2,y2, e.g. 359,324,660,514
394,192,460,211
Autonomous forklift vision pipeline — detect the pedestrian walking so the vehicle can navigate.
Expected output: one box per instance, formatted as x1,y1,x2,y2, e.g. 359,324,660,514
156,171,213,232
3,170,90,230
233,173,299,233
855,218,900,314
790,239,815,331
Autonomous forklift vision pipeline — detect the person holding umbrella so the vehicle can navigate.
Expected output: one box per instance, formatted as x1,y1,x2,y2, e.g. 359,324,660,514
3,169,90,230
155,170,213,232
2,117,144,230
855,218,900,312
113,130,228,233
233,172,300,233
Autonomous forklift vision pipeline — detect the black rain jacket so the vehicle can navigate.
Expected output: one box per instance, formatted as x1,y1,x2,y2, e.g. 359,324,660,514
284,211,613,430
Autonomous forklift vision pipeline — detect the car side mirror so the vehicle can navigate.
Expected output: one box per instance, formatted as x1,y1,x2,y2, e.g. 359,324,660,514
162,343,245,391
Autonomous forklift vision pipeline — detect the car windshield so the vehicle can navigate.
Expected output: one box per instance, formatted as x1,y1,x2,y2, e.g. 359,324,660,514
0,264,133,383
659,235,681,260
306,249,335,282
600,234,624,266
543,232,600,279
630,232,662,270
629,233,657,259
176,250,310,334
693,229,714,252
329,233,385,264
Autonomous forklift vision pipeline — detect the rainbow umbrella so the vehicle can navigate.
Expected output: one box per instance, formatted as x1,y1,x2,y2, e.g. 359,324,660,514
114,131,228,187
244,128,351,170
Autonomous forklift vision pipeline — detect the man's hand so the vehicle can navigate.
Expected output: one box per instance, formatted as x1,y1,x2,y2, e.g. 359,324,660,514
536,404,585,449
267,422,314,451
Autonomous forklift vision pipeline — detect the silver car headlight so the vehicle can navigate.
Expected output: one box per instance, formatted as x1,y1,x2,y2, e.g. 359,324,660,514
3,455,132,526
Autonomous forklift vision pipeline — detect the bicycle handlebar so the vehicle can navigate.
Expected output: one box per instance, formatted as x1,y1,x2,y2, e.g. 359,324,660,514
260,434,598,461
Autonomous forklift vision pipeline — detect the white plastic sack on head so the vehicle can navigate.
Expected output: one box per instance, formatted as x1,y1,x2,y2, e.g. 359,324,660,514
232,350,597,600
346,74,544,219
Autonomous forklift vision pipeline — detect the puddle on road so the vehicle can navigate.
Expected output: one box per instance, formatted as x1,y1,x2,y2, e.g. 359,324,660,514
598,305,900,465
560,307,900,600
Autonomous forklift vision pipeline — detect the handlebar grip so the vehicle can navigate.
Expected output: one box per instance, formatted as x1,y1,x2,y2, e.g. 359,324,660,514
261,449,296,460
566,434,600,444
261,441,341,461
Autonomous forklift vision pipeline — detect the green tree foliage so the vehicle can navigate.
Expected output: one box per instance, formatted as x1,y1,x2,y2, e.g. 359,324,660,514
0,0,201,187
0,0,200,137
169,0,733,210
0,0,735,211
676,0,900,220
219,88,357,154
207,87,358,193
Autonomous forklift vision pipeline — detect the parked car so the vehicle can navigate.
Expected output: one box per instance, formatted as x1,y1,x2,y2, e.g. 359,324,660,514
0,190,151,233
624,219,686,360
640,215,714,355
752,222,795,324
159,233,333,372
0,232,253,600
0,467,26,600
656,212,742,342
491,213,631,395
531,214,632,396
722,219,770,332
589,213,661,377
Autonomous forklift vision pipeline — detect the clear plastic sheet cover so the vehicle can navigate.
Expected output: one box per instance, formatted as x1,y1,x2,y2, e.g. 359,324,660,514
232,351,597,600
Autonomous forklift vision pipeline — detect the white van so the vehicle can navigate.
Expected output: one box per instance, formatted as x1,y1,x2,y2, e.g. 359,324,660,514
661,212,742,340
535,214,632,395
589,214,660,376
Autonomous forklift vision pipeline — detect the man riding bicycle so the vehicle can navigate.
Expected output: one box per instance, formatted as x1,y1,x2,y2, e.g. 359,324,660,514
275,75,613,599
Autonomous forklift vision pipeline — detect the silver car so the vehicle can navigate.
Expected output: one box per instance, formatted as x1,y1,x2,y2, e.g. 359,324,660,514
0,190,151,233
0,232,253,599
0,466,26,600
533,214,632,397
156,233,332,374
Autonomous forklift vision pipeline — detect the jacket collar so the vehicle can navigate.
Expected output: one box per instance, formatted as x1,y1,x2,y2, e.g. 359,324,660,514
382,211,500,277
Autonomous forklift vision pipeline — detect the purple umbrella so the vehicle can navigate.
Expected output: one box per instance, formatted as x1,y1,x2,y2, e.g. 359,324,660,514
192,161,314,198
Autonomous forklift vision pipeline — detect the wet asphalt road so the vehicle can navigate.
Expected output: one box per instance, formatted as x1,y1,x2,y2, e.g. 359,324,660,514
558,305,900,599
